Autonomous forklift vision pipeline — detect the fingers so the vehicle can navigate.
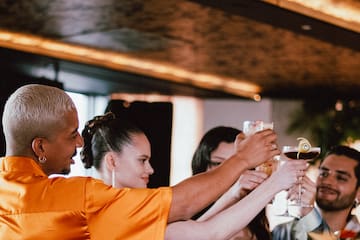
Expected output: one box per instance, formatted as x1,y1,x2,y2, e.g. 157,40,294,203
299,176,316,199
253,129,281,157
239,170,268,191
272,160,308,191
287,176,316,204
270,143,278,151
255,128,277,142
234,133,246,148
234,129,280,169
235,132,246,141
287,185,299,200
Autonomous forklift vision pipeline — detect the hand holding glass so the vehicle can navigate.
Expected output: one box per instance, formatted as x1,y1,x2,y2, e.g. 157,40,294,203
282,145,320,217
242,120,276,176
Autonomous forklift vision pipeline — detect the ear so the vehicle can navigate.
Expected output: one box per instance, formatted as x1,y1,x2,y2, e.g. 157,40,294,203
356,187,360,203
31,137,45,157
104,152,116,171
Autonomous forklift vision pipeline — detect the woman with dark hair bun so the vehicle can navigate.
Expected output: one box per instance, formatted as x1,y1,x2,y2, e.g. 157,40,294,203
81,111,153,188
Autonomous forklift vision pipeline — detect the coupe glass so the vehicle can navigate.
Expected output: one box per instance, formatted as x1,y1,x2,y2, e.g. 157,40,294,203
282,145,320,217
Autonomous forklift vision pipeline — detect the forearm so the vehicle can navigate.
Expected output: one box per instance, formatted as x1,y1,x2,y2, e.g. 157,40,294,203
166,176,280,240
203,177,280,238
168,154,249,222
197,184,239,221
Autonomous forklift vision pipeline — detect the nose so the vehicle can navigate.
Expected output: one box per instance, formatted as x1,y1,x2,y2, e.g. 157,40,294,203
145,161,154,175
76,133,84,147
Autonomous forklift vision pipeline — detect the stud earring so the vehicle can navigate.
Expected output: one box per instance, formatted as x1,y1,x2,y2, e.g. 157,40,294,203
355,198,360,208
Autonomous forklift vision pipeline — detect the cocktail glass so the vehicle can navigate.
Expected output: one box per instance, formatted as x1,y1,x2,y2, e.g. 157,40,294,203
282,145,320,217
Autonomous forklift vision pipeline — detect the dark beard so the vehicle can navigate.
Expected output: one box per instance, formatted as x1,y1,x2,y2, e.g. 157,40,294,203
316,190,356,211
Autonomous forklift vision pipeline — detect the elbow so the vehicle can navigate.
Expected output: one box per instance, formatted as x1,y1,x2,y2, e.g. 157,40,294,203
168,201,195,223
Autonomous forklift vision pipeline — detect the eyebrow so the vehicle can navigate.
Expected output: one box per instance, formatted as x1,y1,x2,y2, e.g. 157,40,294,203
319,167,352,177
71,128,78,135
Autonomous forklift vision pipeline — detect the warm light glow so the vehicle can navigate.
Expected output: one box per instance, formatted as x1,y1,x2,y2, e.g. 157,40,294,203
264,0,360,33
335,100,343,111
287,0,360,23
253,94,262,102
111,93,172,102
348,139,360,151
0,29,261,100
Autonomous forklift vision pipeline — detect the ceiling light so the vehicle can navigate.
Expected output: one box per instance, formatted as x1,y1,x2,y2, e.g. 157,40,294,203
0,29,261,100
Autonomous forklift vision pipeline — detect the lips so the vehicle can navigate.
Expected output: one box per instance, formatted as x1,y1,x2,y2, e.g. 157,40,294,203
318,186,338,195
142,177,149,184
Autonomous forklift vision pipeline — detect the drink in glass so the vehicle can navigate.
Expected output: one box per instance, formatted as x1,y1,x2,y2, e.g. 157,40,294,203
282,145,320,217
242,120,275,175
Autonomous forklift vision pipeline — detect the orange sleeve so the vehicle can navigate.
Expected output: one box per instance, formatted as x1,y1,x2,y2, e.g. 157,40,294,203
85,179,172,240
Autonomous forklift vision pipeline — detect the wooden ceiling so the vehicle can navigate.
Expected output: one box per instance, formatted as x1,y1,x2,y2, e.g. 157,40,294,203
0,0,360,100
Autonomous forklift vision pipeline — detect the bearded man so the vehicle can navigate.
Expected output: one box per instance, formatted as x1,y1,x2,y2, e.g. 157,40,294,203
272,145,360,240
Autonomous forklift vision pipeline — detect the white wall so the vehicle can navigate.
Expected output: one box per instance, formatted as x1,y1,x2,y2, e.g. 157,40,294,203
203,98,273,133
272,99,310,147
170,97,305,185
202,98,305,146
170,97,204,185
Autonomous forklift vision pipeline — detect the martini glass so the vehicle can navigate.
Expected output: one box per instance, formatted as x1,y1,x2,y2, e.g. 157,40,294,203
282,145,320,217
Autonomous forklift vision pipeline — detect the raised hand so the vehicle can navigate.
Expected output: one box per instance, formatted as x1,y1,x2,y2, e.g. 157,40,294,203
234,129,280,169
288,175,316,216
269,160,307,192
232,170,269,199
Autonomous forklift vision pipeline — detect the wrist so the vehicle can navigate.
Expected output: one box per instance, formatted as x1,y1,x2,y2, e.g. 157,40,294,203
263,176,283,197
232,152,252,170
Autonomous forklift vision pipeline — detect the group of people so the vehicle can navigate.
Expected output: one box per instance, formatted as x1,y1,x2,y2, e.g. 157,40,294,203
0,84,359,240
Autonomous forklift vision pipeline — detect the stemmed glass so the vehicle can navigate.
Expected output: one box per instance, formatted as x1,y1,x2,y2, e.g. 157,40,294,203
282,145,320,217
272,155,293,217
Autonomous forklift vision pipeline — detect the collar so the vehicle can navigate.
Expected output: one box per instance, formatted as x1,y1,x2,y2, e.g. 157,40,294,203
316,203,360,234
0,156,47,177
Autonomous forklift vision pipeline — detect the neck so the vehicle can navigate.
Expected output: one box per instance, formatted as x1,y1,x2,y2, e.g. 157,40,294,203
321,208,352,232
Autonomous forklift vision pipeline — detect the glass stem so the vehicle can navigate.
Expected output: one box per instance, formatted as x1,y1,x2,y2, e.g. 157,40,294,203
298,177,302,203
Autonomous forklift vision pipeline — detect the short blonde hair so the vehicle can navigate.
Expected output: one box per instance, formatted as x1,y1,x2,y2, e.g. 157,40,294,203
2,84,76,153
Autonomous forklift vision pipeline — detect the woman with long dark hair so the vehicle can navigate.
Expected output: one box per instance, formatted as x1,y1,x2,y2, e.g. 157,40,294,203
191,126,271,240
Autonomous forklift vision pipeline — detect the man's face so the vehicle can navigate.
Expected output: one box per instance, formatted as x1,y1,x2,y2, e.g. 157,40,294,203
316,154,359,211
41,110,83,175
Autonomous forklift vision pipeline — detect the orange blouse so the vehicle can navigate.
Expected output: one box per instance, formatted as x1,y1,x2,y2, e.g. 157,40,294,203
0,156,172,239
